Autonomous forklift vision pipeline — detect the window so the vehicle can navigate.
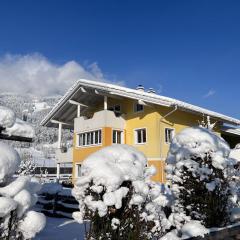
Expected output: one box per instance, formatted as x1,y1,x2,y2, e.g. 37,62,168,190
78,130,102,146
134,103,144,113
165,128,174,144
134,128,146,144
108,105,121,116
113,130,123,144
108,105,121,112
76,164,82,177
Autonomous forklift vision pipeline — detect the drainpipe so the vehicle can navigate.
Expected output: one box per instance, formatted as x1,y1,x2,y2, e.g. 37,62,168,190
159,105,178,160
57,123,62,181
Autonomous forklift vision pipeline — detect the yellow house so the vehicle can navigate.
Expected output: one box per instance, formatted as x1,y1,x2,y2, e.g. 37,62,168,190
41,79,240,182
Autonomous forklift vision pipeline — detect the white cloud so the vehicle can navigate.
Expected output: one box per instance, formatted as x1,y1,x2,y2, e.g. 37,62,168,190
203,90,216,98
0,53,111,96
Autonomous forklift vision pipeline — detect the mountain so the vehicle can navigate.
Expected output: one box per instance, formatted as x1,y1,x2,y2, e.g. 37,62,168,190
0,93,72,168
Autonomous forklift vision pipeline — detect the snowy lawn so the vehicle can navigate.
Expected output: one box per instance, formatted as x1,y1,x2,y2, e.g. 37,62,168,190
34,217,84,240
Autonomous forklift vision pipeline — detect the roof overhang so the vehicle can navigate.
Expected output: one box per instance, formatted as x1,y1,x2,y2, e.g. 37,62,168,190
221,125,240,137
41,79,240,128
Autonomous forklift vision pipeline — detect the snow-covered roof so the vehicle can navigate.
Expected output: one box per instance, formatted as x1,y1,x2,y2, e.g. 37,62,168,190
221,125,240,136
41,79,240,128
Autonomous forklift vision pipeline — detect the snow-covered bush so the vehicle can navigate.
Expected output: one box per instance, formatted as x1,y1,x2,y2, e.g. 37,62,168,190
0,142,46,239
0,106,16,129
0,106,45,239
17,150,36,176
73,145,173,240
166,127,236,228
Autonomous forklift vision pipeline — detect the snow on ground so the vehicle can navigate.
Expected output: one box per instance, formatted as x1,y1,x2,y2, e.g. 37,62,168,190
34,217,84,240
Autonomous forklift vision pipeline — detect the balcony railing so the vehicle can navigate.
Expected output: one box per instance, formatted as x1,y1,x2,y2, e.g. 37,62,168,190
74,110,125,133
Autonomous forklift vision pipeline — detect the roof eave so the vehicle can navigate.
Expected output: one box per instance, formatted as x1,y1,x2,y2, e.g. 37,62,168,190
41,79,240,127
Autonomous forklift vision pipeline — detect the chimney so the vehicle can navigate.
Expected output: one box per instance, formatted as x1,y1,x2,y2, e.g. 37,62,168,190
136,85,145,91
147,88,156,94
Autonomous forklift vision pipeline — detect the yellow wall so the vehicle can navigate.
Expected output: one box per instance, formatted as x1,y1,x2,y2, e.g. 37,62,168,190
71,97,222,182
72,127,112,180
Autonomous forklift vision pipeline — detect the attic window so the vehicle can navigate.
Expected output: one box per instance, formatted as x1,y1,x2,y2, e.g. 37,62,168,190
134,103,144,113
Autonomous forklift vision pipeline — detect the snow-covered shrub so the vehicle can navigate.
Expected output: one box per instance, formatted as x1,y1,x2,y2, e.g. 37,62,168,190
166,127,235,228
0,106,16,129
0,106,45,239
73,145,173,240
17,150,36,176
0,142,46,239
0,143,45,239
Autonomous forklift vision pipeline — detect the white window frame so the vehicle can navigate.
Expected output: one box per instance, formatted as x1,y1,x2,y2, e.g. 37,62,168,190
133,103,144,113
76,129,102,148
165,128,175,144
112,129,124,144
134,128,147,145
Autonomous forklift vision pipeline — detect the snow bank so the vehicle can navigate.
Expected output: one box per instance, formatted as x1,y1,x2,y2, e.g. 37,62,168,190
18,211,46,239
3,118,35,138
0,142,21,182
0,105,16,128
181,220,209,238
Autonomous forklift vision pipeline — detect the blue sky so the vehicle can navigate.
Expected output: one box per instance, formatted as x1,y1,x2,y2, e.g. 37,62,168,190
0,0,240,118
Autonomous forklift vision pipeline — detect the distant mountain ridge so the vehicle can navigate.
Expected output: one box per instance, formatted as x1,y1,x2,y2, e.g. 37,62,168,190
0,92,72,167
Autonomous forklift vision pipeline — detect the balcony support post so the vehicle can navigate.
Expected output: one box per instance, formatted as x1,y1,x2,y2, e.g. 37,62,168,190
58,123,62,149
56,163,60,180
104,96,108,110
77,105,81,118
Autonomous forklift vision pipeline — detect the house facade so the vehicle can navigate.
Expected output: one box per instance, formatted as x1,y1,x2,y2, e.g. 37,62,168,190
41,79,240,183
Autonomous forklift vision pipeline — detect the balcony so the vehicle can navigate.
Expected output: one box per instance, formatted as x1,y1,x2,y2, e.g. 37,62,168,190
56,147,73,163
74,110,125,132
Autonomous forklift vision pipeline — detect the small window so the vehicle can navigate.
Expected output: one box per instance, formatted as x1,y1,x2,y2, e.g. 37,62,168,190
134,128,146,144
134,103,144,113
108,105,121,112
77,164,82,177
113,130,123,144
78,130,102,147
165,128,174,144
114,105,121,112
